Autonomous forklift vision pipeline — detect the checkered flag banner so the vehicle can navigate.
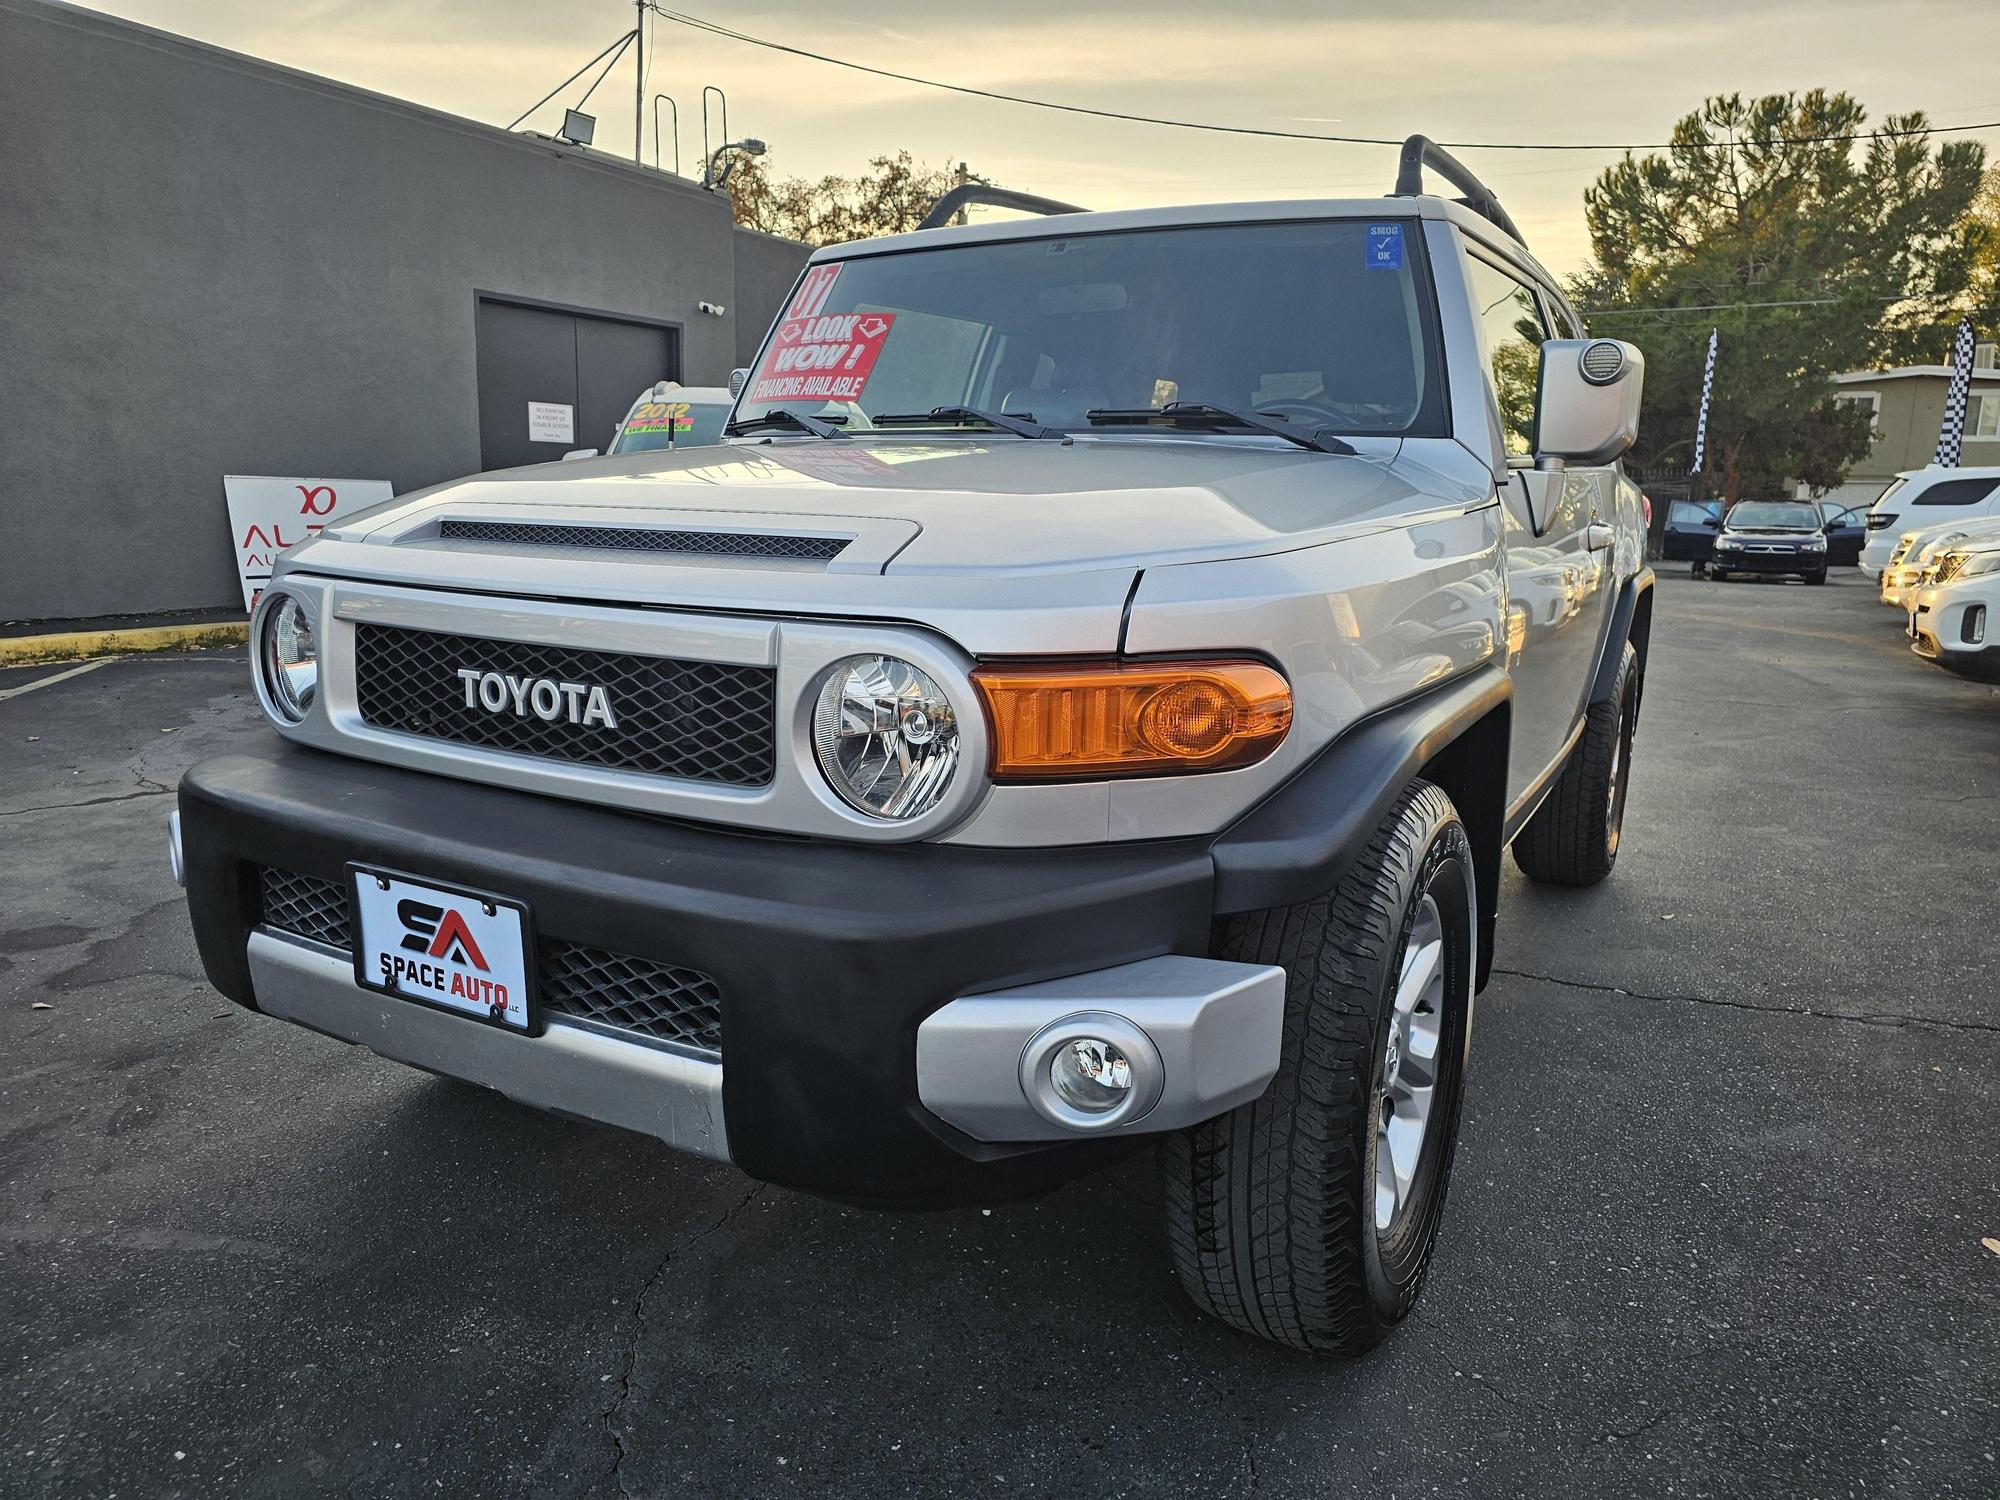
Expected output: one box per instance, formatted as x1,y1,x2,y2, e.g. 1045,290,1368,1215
1933,319,1977,467
1690,327,1718,475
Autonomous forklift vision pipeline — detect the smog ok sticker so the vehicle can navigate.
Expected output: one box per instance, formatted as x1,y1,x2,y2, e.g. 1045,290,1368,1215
1365,223,1404,271
748,263,896,405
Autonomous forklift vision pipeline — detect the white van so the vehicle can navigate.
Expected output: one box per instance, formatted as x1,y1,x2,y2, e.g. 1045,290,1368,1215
1859,467,2000,579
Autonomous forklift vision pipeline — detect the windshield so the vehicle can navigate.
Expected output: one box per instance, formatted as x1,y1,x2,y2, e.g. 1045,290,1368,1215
736,219,1446,437
611,399,731,454
1727,502,1820,530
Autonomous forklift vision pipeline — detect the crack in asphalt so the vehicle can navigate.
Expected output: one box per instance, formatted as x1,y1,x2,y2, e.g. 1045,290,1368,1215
604,1183,766,1496
0,787,175,817
1492,966,2000,1035
1605,1406,1673,1442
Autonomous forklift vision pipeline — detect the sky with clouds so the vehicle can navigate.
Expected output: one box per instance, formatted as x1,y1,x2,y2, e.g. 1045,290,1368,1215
90,0,2000,275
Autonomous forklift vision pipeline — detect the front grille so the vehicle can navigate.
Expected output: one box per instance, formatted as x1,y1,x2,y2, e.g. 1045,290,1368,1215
438,519,848,562
260,866,351,949
539,942,722,1053
354,624,775,786
255,867,724,1054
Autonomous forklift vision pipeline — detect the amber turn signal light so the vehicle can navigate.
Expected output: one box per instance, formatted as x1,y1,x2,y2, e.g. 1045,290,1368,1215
972,659,1292,780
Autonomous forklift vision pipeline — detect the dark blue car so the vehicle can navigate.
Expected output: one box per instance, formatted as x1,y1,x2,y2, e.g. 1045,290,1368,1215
1662,500,1723,566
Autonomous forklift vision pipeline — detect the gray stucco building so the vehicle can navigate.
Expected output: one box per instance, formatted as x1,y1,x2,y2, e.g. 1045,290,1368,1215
0,0,810,625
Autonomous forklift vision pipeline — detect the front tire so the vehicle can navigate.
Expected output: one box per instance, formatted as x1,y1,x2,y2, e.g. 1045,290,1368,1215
1513,643,1638,887
1162,782,1476,1356
1804,569,1827,585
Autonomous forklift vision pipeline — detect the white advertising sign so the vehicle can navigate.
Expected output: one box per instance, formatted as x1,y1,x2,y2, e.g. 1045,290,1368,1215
223,475,395,612
528,401,575,445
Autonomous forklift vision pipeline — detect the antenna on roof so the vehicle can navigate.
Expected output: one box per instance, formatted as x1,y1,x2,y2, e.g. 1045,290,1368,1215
1392,135,1525,247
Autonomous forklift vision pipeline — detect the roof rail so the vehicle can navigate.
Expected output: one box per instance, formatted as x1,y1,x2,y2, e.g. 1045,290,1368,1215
916,184,1087,232
1391,135,1525,248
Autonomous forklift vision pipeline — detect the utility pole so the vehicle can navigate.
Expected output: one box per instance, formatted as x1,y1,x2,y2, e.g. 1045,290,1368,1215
635,0,645,163
953,162,970,226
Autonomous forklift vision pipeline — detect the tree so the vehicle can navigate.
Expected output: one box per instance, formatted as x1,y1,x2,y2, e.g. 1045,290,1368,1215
723,151,969,248
1967,166,2000,321
1574,92,1987,502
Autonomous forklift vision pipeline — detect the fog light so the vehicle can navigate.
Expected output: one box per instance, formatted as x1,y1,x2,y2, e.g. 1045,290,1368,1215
1049,1037,1134,1114
1965,604,1987,645
1018,1012,1164,1133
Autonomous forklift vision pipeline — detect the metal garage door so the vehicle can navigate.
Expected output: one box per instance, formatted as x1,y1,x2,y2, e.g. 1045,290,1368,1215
475,299,679,471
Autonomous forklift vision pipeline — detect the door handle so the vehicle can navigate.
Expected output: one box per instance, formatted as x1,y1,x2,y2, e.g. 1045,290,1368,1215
1585,523,1616,552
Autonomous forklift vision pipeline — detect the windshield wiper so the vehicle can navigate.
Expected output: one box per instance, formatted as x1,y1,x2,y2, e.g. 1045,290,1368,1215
725,409,847,440
1084,402,1357,455
871,406,1062,440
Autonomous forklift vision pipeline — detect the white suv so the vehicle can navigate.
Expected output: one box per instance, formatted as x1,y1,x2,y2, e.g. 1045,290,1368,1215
1909,535,2000,675
1880,515,2000,608
1860,468,2000,579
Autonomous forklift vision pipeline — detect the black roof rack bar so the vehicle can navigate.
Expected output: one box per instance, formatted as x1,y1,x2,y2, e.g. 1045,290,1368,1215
916,184,1087,232
1392,135,1525,248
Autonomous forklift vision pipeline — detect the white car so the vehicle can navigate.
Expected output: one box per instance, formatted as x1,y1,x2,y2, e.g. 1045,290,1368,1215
1859,467,2000,579
1908,536,2000,676
1880,515,2000,608
608,381,735,454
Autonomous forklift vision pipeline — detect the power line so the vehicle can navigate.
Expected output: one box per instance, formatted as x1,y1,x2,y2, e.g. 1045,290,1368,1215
645,6,2000,154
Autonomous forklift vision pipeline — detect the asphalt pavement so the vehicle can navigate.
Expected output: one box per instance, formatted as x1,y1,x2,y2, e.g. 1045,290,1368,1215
2,570,1996,1499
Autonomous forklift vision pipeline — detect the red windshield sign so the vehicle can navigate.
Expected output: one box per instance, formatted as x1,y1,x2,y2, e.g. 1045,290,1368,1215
748,265,895,404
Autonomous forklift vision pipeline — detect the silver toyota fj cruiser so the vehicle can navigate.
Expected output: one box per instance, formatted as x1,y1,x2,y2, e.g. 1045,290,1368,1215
175,138,1652,1355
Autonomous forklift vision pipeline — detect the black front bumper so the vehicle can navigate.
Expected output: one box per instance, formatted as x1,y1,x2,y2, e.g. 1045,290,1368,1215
181,742,1212,1206
1713,549,1821,574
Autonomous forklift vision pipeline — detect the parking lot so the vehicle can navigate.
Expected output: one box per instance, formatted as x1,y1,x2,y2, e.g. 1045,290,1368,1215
2,570,1995,1499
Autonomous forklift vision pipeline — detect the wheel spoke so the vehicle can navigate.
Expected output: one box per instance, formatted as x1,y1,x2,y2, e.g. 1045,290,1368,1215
1384,1106,1425,1206
1395,938,1442,1017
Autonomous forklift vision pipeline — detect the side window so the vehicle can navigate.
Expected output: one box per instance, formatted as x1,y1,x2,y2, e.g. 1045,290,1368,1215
1909,477,2000,508
1465,254,1551,457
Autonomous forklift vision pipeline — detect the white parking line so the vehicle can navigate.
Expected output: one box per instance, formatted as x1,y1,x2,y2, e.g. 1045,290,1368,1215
0,658,114,703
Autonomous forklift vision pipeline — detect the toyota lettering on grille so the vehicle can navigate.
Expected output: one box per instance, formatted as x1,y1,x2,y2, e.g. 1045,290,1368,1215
455,667,618,730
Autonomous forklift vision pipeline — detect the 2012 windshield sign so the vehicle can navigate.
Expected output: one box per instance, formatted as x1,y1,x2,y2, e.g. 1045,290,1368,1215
749,264,896,405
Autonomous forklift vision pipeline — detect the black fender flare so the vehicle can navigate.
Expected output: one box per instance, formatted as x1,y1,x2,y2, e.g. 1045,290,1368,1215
1590,565,1655,709
1209,664,1511,937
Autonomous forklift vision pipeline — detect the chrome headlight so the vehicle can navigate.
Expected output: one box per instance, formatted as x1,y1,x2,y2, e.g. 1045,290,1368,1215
259,593,317,722
1716,536,1742,550
1958,552,2000,579
1802,536,1826,550
812,654,960,821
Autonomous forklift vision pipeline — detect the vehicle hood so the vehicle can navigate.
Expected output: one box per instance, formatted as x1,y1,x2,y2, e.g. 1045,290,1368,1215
321,436,1484,575
278,436,1490,654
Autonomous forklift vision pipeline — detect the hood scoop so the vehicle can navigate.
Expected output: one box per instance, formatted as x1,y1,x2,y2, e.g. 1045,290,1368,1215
435,518,852,563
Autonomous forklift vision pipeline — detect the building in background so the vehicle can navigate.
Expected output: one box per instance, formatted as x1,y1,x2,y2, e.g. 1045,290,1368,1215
0,0,809,626
1800,344,2000,509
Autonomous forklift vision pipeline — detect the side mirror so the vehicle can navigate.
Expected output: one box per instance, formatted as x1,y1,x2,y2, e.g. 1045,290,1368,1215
728,367,749,399
561,448,599,462
1703,517,1722,529
1535,339,1644,467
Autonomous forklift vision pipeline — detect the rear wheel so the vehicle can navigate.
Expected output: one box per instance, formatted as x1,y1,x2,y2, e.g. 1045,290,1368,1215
1513,643,1638,887
1162,782,1476,1356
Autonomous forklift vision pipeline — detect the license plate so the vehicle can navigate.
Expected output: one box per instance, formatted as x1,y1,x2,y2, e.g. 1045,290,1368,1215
349,866,537,1032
